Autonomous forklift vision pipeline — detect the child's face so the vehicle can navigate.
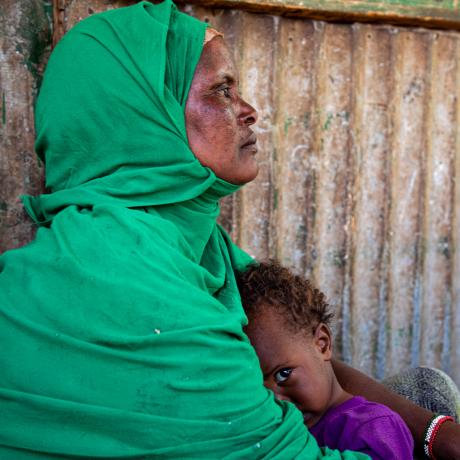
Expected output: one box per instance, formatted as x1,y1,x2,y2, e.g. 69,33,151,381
245,307,334,428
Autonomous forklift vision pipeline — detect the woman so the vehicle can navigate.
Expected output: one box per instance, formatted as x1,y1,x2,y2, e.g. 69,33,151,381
0,1,365,458
0,1,458,458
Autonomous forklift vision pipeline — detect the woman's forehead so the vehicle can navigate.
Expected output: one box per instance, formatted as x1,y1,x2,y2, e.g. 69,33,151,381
197,37,239,83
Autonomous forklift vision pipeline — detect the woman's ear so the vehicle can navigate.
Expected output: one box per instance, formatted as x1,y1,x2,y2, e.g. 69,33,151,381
313,323,332,361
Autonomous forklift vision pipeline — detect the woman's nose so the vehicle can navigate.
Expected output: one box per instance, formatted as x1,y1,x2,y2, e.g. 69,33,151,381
239,98,258,126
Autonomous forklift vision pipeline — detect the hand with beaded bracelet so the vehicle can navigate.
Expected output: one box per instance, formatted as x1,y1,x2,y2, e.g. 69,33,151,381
332,360,460,460
430,420,460,460
424,415,455,459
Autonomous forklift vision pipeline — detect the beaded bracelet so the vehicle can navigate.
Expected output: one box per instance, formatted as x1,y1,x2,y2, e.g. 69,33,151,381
423,414,454,459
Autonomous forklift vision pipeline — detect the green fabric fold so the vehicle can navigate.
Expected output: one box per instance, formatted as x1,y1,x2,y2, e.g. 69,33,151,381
0,2,368,458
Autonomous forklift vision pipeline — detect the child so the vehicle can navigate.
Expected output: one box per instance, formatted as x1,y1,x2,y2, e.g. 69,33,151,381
236,261,414,460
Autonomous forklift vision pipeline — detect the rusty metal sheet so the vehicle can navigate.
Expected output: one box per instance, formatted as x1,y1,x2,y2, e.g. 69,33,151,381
386,30,429,377
271,18,316,272
420,33,458,371
348,25,392,378
4,1,460,385
303,23,354,363
453,55,460,385
0,0,51,252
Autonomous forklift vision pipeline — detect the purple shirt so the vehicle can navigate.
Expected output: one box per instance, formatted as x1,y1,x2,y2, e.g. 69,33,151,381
309,396,414,459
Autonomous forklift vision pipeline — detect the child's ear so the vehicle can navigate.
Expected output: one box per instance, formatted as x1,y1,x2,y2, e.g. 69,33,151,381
313,323,332,361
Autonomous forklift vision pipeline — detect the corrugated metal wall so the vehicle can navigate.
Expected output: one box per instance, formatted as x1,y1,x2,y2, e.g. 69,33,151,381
194,7,460,385
2,0,460,385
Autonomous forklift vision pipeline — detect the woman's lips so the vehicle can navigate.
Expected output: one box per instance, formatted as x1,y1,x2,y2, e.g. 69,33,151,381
241,133,258,153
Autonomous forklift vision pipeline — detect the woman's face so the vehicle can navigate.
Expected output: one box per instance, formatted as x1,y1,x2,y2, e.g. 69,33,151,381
185,37,259,185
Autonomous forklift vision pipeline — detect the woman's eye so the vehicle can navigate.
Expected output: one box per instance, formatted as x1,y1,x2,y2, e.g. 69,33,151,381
218,86,231,98
274,368,292,384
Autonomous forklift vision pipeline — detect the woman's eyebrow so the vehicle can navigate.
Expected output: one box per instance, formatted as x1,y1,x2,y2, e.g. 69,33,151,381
209,74,237,92
216,73,236,85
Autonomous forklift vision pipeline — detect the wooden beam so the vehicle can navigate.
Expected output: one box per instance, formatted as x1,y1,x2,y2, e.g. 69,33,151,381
181,0,460,30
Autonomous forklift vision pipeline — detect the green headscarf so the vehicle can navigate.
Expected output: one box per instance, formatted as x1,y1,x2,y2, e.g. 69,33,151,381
0,2,368,458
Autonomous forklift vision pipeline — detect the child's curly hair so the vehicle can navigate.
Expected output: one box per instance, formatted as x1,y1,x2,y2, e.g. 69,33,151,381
236,260,334,335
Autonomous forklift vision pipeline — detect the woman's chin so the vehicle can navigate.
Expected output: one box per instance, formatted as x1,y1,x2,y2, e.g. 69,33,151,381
239,157,260,184
218,161,259,185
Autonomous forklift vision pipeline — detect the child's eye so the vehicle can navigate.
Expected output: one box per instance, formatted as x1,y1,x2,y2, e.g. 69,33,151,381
274,368,292,384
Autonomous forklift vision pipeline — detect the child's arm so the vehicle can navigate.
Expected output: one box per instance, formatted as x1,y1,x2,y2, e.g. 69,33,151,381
332,359,460,460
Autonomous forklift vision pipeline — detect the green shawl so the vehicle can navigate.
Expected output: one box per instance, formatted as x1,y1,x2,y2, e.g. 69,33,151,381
0,2,368,458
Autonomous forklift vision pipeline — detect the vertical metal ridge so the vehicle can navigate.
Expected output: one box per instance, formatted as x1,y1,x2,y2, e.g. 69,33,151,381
452,37,460,384
386,30,429,376
308,23,354,367
270,18,316,274
421,32,457,370
349,24,393,377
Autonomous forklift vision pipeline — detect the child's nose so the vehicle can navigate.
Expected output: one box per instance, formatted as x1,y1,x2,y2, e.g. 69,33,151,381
274,391,292,403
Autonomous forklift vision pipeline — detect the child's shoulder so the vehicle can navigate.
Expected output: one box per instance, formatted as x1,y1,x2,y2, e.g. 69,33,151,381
311,396,414,460
334,395,404,421
326,395,411,437
314,396,403,431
